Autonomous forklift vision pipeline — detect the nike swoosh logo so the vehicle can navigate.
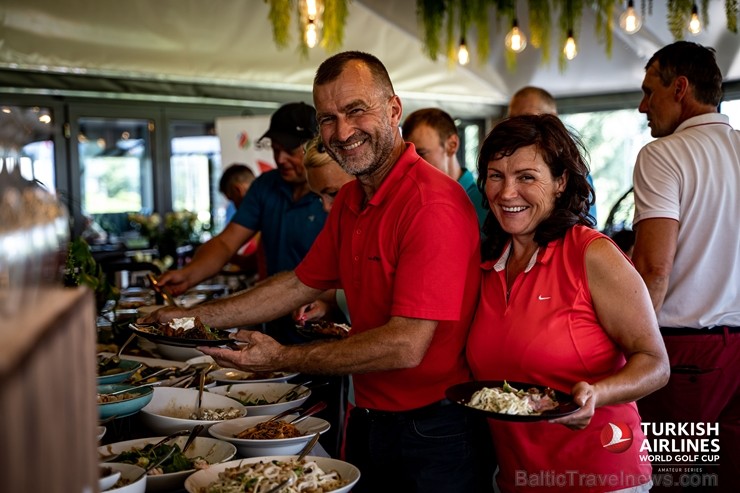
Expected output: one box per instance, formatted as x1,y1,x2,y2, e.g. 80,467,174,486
538,295,551,300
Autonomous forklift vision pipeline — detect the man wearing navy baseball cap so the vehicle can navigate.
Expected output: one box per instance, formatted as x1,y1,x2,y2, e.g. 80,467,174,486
158,101,327,303
259,102,318,151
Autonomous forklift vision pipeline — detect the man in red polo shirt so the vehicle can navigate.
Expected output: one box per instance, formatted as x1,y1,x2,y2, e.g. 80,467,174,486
147,51,491,493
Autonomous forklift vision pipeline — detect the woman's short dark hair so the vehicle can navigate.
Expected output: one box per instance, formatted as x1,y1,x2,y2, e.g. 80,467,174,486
477,114,595,261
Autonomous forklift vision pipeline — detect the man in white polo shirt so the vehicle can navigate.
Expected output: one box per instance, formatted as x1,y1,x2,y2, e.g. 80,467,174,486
631,41,740,493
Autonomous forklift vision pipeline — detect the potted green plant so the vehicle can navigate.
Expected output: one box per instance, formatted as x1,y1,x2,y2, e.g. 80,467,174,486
64,237,120,312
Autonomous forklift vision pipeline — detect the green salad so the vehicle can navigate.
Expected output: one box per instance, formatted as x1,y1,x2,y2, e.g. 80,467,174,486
116,443,204,474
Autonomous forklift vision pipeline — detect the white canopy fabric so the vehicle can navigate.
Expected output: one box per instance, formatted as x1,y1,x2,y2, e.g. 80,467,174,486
1,1,739,117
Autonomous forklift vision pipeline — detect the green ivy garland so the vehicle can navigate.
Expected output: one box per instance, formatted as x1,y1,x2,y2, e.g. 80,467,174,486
263,1,740,69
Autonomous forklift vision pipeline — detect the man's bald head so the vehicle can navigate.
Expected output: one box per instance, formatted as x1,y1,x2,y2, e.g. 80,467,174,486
508,86,558,117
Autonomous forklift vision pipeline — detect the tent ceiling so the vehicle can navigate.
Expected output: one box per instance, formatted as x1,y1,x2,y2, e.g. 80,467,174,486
1,1,739,118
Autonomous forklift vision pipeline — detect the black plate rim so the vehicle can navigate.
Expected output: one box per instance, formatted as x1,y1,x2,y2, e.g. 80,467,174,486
445,380,580,422
129,323,233,348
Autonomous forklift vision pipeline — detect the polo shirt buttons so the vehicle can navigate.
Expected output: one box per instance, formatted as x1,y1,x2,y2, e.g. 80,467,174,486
354,255,360,262
355,229,362,235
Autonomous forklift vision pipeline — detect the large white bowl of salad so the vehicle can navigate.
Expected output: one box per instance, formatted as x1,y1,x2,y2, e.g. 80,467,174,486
207,382,311,416
99,435,237,492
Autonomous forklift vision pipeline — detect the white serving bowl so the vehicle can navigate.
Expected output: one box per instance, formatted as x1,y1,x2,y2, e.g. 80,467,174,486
98,436,237,492
99,465,121,491
102,462,147,493
184,456,360,493
139,387,246,435
207,382,311,416
207,414,330,457
155,343,204,361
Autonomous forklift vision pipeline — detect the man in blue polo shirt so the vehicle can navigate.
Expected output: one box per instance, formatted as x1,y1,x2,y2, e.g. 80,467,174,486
158,102,327,297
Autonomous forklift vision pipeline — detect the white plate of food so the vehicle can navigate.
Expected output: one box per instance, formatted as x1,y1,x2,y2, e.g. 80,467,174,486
209,368,299,384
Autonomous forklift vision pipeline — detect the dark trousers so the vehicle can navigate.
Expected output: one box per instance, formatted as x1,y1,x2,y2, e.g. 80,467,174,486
638,327,740,493
345,400,495,493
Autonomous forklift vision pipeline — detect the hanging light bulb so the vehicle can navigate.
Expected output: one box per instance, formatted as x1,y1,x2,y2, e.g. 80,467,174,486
305,19,318,47
505,18,527,53
619,0,642,34
458,37,470,65
301,0,321,48
688,3,702,34
564,30,577,60
305,0,318,17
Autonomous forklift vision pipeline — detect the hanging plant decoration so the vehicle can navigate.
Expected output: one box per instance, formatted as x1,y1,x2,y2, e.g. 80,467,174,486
322,0,349,50
412,0,739,71
267,0,293,49
472,0,492,62
265,0,740,70
592,0,616,58
666,0,708,39
265,0,349,57
418,0,447,61
728,0,739,32
528,0,552,64
556,0,584,71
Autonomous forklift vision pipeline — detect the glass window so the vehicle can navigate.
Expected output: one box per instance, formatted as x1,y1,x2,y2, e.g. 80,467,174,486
169,122,222,235
0,105,56,192
722,99,740,127
462,123,481,178
560,109,653,231
77,118,154,234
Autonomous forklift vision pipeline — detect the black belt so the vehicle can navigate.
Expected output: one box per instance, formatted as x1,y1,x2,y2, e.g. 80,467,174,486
352,399,453,420
660,326,740,336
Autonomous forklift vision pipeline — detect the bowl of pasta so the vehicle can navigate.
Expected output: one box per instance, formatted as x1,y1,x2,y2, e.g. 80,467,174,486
207,414,331,457
184,455,360,493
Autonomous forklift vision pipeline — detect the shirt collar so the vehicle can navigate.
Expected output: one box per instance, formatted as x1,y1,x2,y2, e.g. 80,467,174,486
491,242,540,272
674,113,729,133
458,168,475,188
344,143,421,212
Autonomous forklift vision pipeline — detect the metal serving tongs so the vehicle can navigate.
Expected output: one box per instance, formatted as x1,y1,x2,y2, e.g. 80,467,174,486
101,428,191,462
147,272,180,308
100,373,195,398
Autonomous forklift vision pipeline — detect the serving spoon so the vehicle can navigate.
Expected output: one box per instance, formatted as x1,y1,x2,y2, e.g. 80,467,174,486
194,364,216,419
297,432,322,460
98,332,137,367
